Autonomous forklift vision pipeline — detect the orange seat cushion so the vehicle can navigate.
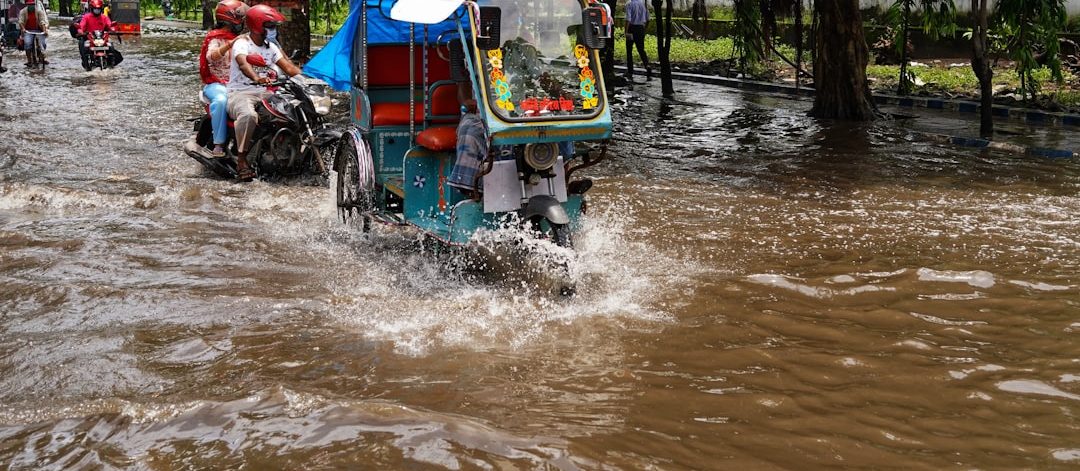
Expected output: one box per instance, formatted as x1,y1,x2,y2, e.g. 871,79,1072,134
371,102,424,126
416,126,458,152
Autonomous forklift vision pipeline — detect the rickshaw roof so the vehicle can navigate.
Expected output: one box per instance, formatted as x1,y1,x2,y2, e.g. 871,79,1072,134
365,0,472,45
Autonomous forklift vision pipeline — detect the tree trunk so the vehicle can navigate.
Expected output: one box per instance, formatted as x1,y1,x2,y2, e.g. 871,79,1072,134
651,0,674,97
280,2,312,60
795,0,803,89
897,1,911,95
809,0,876,120
970,0,993,136
661,0,674,96
201,0,214,30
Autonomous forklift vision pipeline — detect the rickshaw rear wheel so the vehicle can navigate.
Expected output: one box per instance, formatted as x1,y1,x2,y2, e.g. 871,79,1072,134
551,223,573,249
333,135,374,230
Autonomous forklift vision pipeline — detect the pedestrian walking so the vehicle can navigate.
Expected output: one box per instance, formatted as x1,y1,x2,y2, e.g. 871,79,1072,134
624,0,651,81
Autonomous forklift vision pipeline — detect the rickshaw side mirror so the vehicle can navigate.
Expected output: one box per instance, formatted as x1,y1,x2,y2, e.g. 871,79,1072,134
581,6,610,49
476,6,501,50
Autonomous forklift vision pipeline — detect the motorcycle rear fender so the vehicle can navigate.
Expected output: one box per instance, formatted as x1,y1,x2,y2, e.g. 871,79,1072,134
523,195,570,226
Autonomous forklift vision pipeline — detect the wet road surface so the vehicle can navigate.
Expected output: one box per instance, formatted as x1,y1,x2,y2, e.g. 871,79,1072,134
1,28,1080,469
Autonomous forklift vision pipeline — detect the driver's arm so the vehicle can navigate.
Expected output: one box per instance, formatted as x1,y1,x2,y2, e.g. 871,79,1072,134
275,56,301,78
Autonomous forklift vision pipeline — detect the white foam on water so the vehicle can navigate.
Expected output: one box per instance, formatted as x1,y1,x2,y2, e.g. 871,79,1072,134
267,198,689,357
1008,280,1074,292
908,312,988,326
746,273,896,299
996,380,1080,401
1053,449,1080,461
916,267,996,288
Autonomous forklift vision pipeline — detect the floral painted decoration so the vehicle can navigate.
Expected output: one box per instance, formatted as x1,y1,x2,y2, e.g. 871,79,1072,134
574,45,598,110
488,49,514,112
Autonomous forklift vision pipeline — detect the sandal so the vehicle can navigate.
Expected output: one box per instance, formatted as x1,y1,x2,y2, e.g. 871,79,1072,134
211,145,226,158
236,166,256,182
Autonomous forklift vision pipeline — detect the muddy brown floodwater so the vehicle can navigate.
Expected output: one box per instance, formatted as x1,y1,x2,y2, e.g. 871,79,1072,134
1,29,1079,470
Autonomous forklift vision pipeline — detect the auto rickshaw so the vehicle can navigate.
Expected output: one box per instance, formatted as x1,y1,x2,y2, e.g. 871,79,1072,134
325,0,612,254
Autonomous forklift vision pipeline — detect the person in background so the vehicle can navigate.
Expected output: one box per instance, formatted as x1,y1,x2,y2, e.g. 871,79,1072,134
624,0,651,82
17,0,48,66
199,0,248,158
77,0,122,70
226,3,301,182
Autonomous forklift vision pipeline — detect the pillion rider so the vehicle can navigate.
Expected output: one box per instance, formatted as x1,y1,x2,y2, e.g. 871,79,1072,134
225,3,301,182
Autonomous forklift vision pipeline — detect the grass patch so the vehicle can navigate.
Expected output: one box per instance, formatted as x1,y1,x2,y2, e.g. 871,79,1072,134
866,63,1076,99
612,32,735,63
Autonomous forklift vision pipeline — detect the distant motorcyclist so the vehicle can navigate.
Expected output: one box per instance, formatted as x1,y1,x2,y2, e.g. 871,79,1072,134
226,3,301,182
199,0,249,158
77,0,123,70
17,0,48,67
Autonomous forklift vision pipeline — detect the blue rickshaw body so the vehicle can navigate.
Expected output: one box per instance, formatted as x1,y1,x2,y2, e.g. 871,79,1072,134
308,0,611,245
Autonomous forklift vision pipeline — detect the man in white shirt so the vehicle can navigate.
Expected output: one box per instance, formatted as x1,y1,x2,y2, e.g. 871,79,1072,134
226,3,301,182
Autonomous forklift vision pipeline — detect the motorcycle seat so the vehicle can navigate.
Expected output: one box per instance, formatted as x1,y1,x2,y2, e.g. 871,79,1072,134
199,92,235,128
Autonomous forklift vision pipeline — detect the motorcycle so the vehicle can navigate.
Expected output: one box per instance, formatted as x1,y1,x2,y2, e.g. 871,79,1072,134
183,73,343,181
83,30,115,69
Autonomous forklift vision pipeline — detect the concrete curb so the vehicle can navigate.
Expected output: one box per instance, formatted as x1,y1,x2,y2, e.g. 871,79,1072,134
621,66,1080,129
619,66,1078,159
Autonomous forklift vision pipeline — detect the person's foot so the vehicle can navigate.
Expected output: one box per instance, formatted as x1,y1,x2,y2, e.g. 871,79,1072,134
646,68,653,81
567,178,593,195
235,155,255,182
83,63,92,71
211,145,225,158
0,66,6,73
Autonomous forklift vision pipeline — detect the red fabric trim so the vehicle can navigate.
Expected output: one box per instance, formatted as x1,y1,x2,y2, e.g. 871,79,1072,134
199,29,237,85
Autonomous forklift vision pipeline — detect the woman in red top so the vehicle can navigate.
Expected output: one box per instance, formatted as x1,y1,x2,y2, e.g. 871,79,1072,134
199,0,249,157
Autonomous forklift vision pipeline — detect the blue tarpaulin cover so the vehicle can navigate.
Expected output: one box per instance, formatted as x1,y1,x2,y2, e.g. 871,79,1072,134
303,0,471,91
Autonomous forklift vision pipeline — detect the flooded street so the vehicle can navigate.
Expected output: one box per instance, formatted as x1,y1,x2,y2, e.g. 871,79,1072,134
2,28,1080,469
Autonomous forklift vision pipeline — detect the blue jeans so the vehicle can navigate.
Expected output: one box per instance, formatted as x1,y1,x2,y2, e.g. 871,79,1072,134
202,83,228,146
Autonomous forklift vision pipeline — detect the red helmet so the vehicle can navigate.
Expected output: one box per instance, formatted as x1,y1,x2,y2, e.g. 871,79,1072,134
25,0,36,5
89,0,103,8
245,4,284,36
215,0,248,26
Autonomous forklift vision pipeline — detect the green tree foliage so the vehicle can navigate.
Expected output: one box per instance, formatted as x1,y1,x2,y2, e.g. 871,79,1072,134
308,0,350,34
883,0,956,94
994,0,1068,100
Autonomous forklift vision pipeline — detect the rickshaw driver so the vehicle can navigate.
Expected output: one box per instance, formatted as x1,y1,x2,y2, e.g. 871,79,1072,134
448,78,490,194
226,3,301,182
